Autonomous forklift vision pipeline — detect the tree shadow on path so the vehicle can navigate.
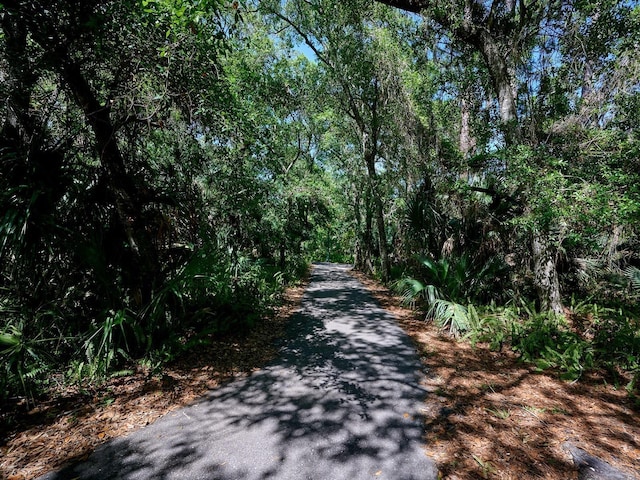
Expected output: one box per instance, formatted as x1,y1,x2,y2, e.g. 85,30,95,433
41,263,437,480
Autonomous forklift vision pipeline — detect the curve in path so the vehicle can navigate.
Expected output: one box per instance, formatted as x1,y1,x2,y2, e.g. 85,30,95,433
41,263,438,480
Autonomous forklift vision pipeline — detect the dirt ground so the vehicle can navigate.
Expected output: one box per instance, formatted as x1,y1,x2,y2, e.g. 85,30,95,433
0,279,308,480
351,270,640,480
1,267,639,480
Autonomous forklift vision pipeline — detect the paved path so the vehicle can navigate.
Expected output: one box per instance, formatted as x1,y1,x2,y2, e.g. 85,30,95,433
42,263,438,480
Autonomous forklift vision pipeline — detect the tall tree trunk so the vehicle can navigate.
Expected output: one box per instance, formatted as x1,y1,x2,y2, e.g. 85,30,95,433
474,33,563,314
354,186,376,274
353,189,362,270
605,225,624,268
532,232,563,314
364,150,391,281
353,186,368,272
363,193,375,274
373,194,391,280
459,94,476,160
473,31,520,144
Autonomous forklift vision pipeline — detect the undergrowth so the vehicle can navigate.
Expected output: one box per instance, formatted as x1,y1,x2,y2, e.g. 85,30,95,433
393,256,640,392
465,300,640,389
0,245,308,404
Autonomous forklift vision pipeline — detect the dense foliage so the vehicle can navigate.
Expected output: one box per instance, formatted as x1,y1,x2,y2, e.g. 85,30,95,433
0,0,330,401
1,0,639,402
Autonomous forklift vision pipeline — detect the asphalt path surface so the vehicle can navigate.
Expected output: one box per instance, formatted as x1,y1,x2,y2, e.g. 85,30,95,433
41,263,438,480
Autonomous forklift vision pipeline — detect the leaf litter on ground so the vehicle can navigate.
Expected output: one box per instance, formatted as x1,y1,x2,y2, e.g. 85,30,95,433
350,269,640,480
0,279,308,480
2,268,639,480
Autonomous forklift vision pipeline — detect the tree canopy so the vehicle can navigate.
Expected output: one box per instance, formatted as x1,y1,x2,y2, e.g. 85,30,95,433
1,0,639,400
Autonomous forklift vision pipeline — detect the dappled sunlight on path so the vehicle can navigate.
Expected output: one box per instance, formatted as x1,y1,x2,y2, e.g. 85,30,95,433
40,263,437,480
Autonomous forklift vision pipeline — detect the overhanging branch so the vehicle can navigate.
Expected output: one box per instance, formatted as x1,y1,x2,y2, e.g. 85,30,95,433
374,0,426,13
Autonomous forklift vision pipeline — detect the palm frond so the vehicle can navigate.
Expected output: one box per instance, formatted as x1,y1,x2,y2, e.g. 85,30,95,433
428,299,470,337
393,277,425,307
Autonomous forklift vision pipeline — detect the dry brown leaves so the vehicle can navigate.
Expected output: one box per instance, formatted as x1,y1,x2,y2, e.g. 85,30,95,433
351,269,640,480
0,278,308,480
3,267,639,480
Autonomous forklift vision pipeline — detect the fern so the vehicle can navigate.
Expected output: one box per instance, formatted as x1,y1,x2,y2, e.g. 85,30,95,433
624,266,640,293
0,320,54,403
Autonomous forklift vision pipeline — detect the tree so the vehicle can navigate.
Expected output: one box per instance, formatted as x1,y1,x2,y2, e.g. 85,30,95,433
263,0,426,280
369,0,564,311
0,0,318,396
